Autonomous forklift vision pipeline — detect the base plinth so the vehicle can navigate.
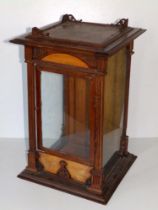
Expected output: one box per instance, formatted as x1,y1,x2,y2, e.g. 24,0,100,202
18,152,136,204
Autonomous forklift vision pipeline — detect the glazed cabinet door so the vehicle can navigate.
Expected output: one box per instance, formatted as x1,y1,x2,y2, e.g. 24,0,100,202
35,67,94,164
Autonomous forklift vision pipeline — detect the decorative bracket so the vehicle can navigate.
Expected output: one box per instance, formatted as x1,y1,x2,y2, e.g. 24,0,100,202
116,18,129,30
62,14,82,23
57,160,71,180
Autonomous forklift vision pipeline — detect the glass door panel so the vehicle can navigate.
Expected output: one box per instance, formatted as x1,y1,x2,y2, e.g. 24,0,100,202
103,48,127,165
40,71,90,161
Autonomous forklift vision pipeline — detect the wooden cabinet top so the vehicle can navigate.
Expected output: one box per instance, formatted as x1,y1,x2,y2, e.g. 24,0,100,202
10,14,146,55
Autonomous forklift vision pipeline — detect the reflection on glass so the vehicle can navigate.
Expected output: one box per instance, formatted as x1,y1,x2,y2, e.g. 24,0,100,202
103,48,126,165
41,71,90,160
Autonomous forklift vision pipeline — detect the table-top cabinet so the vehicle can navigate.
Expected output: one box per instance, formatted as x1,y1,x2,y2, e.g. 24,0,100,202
10,14,146,204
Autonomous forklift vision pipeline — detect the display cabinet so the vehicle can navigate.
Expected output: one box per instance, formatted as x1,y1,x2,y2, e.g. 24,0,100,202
10,14,145,204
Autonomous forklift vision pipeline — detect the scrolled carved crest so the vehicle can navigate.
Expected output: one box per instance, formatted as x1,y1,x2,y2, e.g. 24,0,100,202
62,14,82,23
116,18,128,29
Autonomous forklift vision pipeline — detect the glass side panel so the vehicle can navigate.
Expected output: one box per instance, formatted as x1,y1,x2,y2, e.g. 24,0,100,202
103,48,127,166
41,71,90,161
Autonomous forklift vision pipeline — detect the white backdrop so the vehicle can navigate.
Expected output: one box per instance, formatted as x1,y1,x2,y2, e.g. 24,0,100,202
0,0,157,138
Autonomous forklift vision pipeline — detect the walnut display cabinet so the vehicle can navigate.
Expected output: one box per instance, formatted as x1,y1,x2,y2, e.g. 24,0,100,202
10,14,146,204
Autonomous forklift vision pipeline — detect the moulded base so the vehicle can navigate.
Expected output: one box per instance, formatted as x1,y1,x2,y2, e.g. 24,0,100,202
18,152,136,204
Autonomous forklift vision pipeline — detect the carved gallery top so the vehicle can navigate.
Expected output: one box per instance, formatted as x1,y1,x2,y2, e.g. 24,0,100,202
10,14,145,55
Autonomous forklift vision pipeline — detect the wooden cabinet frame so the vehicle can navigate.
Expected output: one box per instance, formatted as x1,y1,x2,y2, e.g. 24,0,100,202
10,14,145,204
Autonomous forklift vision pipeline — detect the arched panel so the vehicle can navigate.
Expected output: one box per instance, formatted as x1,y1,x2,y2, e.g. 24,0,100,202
42,53,89,68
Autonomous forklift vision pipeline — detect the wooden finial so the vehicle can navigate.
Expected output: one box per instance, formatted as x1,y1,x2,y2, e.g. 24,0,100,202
31,27,49,38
